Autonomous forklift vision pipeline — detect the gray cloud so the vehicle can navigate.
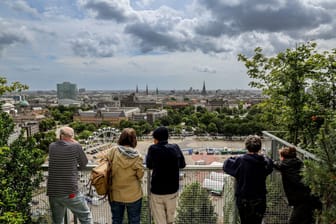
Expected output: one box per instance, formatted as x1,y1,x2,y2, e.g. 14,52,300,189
195,0,332,39
79,0,335,56
70,32,119,57
16,66,41,72
193,66,217,74
0,21,28,55
80,0,137,22
10,0,40,17
125,22,182,52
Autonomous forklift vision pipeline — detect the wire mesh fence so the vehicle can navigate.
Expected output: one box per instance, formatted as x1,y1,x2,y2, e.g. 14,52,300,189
31,131,317,223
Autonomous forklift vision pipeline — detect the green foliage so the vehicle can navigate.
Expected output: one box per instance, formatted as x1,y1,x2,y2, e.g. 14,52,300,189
77,130,93,140
0,135,45,223
175,182,217,224
0,76,28,96
39,118,56,132
33,131,56,153
303,121,336,224
49,106,76,124
0,211,25,224
0,78,46,223
0,112,14,146
237,42,336,145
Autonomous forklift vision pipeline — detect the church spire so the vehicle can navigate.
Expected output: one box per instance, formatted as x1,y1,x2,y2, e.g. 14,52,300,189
201,80,207,95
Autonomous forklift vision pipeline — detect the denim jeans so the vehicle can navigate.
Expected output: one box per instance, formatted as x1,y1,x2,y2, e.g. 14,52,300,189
49,192,93,224
110,198,142,224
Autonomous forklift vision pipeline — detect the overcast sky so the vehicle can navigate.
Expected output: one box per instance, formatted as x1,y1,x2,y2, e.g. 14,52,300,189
1,0,335,91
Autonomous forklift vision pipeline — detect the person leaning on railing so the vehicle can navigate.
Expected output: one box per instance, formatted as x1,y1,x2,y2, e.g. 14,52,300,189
47,126,93,224
273,146,322,224
99,128,144,224
223,135,273,224
146,126,186,224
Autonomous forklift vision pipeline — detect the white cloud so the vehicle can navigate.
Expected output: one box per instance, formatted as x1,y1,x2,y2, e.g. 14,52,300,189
0,0,335,90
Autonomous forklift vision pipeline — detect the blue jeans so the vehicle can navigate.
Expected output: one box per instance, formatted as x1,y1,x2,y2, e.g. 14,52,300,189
49,192,93,224
110,198,142,224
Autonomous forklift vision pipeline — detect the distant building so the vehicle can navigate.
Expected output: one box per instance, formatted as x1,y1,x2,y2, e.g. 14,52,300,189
1,102,15,114
22,121,40,137
120,93,161,111
73,107,140,126
78,88,86,93
57,82,78,100
165,101,190,109
205,98,229,111
132,109,167,124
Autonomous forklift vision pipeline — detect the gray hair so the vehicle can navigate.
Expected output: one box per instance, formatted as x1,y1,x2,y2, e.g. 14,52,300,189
60,127,74,138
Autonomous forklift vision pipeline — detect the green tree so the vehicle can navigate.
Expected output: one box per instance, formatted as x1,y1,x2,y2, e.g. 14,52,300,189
0,136,45,223
207,122,218,134
77,130,93,140
303,121,336,224
0,112,14,146
33,131,57,153
0,77,28,96
238,42,321,144
0,77,45,223
39,118,56,132
175,182,217,224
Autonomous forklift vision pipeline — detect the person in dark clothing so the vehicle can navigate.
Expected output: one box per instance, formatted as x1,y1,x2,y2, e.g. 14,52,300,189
223,135,273,224
146,126,186,224
274,146,322,224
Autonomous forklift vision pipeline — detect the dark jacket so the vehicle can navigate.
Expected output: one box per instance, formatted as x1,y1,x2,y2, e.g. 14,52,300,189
146,141,186,195
273,158,313,206
223,154,273,200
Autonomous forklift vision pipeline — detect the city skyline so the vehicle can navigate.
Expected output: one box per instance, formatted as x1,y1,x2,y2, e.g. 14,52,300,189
1,0,335,90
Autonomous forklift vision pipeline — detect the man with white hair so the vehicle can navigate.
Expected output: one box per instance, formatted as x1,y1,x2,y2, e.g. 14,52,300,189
47,126,92,224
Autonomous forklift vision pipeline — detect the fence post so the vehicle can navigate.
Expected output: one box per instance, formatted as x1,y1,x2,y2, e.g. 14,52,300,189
147,169,152,224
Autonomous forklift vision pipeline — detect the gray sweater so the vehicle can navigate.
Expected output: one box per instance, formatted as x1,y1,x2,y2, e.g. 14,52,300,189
47,140,88,197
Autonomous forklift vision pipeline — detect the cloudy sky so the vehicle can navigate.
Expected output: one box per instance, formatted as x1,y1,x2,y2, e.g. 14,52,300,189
1,0,335,91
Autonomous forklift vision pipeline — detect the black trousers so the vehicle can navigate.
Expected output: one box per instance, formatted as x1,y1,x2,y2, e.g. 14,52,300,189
289,203,314,224
237,198,266,224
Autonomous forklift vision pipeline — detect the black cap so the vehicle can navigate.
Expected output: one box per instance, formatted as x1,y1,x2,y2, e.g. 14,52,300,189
153,126,169,141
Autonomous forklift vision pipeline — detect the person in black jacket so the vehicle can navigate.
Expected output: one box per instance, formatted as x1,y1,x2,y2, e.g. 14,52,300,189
274,146,321,224
146,126,186,224
223,135,273,224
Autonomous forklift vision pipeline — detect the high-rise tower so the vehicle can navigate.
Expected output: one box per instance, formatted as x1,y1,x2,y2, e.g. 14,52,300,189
57,82,78,100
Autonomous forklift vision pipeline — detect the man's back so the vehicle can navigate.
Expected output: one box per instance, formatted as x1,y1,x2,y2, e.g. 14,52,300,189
146,141,186,195
47,140,88,197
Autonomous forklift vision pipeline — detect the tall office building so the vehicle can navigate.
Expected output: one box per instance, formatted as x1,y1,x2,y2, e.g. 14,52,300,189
57,82,78,100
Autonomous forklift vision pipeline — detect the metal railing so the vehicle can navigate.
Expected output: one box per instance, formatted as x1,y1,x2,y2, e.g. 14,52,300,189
32,165,236,224
31,131,318,224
